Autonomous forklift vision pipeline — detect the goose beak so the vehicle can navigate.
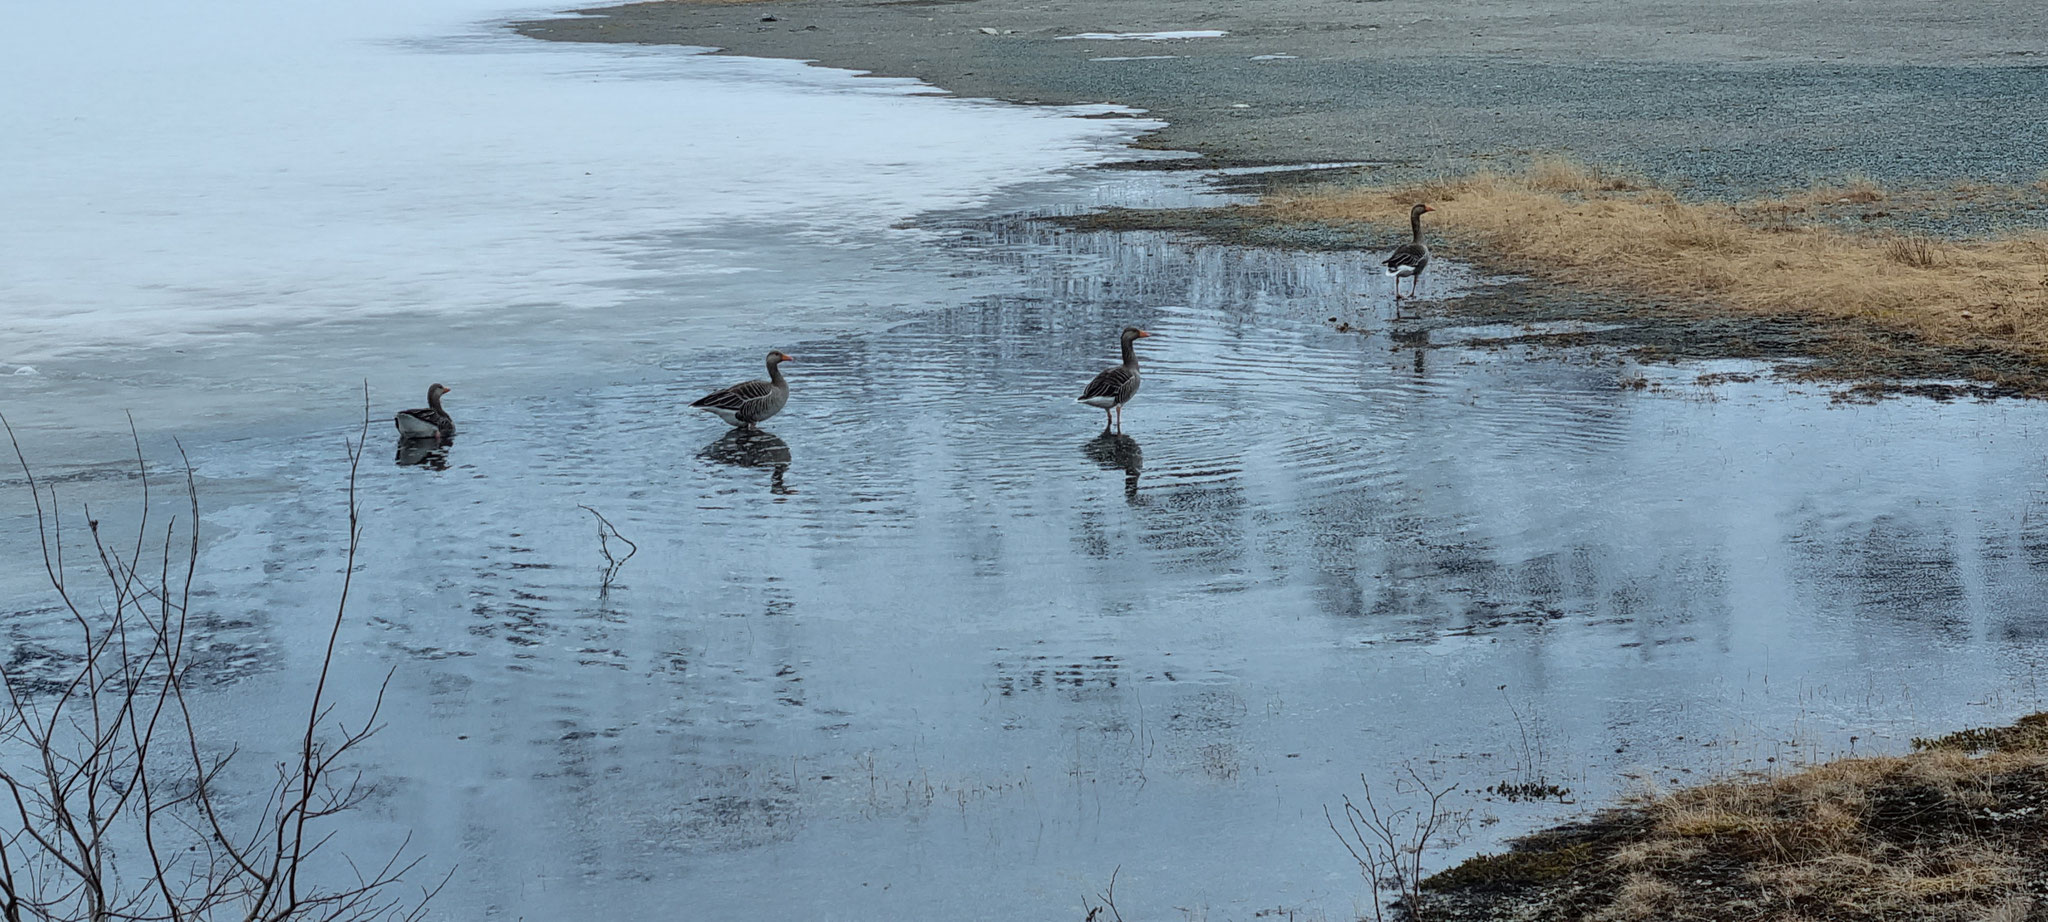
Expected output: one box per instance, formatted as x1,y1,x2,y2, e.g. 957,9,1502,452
1137,330,1153,338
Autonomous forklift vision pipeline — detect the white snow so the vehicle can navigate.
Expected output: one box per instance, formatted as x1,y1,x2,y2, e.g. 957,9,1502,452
0,0,1153,364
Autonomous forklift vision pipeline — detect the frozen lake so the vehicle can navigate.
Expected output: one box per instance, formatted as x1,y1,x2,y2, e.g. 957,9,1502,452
6,3,2048,921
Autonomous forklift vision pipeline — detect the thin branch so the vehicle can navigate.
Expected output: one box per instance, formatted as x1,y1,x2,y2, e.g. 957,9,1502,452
576,505,638,591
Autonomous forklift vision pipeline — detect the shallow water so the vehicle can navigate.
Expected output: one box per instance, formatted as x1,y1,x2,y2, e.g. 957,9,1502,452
0,0,1151,451
21,216,2048,919
8,5,2048,922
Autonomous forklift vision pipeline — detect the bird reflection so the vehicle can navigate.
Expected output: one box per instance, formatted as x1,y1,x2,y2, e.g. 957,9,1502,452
1082,429,1143,501
395,435,451,471
1391,324,1431,376
699,429,794,494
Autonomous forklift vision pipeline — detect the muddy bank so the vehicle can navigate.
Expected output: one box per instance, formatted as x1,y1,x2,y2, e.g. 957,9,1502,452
516,0,2048,194
1423,713,2048,922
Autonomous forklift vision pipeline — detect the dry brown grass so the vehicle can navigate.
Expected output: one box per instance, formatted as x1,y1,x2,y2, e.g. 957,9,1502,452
1268,160,2048,360
1427,712,2048,922
1607,743,2043,919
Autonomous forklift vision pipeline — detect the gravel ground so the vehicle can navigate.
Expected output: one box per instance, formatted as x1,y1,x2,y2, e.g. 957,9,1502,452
516,0,2048,196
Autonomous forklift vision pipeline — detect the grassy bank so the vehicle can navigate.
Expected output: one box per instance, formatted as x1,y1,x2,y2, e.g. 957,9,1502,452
1268,161,2048,366
1424,713,2048,921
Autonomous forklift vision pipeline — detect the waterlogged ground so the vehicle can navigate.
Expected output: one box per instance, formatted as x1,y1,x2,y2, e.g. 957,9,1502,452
9,5,2048,922
12,215,2043,920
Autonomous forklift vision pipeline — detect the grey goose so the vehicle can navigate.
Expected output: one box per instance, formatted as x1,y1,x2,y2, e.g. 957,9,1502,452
1384,203,1435,301
693,350,794,429
394,383,455,440
1078,326,1153,432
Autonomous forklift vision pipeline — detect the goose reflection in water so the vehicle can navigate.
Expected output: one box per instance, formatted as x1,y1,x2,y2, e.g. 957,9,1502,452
1390,324,1430,376
1082,430,1142,502
395,435,451,471
699,429,794,494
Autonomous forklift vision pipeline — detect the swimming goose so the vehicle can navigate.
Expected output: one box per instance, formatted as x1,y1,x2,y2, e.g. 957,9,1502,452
1385,203,1434,301
1078,327,1152,432
692,351,794,429
394,384,455,440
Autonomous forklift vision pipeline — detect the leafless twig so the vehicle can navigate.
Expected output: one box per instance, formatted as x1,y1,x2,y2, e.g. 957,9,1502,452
1079,865,1124,922
1326,767,1470,922
0,394,441,922
576,505,638,590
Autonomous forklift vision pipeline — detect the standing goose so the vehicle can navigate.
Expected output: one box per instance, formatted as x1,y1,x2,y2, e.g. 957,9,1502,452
1384,203,1435,301
1078,326,1153,432
394,383,455,441
692,350,794,429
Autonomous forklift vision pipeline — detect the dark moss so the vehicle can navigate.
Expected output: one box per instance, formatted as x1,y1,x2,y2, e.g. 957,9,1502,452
1424,841,1597,892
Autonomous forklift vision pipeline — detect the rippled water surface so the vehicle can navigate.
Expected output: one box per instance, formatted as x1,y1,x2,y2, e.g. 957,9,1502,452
8,5,2048,922
21,217,2037,919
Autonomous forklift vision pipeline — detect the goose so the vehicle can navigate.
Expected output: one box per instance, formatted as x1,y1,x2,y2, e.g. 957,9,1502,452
1385,203,1435,301
394,384,455,440
1078,327,1152,432
692,351,794,429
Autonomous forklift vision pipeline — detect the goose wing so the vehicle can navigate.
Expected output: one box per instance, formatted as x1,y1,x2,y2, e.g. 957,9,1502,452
1080,365,1135,402
395,408,453,436
693,379,773,411
1384,242,1429,271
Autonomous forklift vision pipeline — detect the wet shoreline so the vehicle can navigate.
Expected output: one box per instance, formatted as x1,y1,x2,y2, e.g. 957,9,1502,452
1053,203,2048,401
516,0,2048,398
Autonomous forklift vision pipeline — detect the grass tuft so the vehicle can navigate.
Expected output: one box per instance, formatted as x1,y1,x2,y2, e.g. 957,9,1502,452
1427,712,2048,922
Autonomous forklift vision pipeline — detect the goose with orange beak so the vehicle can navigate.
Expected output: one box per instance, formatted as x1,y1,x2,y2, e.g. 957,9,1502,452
394,383,455,441
1078,326,1153,432
1385,203,1435,301
693,350,794,429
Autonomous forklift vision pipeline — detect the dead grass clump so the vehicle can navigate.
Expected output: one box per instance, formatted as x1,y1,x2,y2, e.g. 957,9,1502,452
1885,233,1949,268
1426,712,2048,922
1266,160,2048,363
1835,173,1887,204
1638,742,2038,917
1521,156,1640,194
1591,873,1680,922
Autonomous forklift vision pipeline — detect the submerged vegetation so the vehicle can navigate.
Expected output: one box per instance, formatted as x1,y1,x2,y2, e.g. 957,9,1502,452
1267,159,2048,367
1424,712,2048,922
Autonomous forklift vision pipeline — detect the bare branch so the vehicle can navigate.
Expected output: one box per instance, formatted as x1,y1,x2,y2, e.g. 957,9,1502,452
1,400,435,922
